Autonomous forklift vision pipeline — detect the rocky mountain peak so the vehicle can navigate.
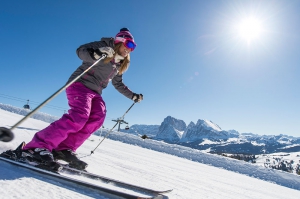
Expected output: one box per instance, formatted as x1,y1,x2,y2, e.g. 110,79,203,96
156,116,186,142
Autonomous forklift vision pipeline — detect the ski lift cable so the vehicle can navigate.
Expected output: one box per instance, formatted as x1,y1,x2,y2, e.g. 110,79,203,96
0,93,68,111
0,93,27,101
0,95,25,103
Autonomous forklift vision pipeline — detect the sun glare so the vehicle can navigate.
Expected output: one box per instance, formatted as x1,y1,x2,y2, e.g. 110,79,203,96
236,17,263,42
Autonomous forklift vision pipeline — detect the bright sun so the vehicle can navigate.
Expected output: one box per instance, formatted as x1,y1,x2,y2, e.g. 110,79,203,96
236,17,263,42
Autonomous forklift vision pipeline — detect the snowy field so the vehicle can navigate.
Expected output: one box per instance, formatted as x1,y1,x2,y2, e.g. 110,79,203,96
0,108,300,199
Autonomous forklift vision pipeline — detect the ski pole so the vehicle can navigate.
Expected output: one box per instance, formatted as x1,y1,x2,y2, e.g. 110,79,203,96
0,54,107,140
89,102,136,155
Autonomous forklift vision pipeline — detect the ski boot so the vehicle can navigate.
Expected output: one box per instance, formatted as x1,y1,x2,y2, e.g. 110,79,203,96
53,149,88,170
1,142,62,172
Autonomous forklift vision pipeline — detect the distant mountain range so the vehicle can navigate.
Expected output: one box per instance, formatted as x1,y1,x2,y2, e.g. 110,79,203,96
121,116,300,155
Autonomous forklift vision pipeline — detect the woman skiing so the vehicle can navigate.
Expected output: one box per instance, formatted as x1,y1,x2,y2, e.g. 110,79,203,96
22,28,143,169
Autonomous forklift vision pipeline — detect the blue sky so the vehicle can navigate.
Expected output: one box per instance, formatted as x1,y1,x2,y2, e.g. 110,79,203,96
0,1,299,136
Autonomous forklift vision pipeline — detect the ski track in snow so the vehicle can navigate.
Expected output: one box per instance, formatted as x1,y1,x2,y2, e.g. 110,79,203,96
0,108,300,199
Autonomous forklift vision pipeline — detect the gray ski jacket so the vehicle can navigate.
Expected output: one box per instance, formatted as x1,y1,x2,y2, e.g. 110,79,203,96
66,37,133,99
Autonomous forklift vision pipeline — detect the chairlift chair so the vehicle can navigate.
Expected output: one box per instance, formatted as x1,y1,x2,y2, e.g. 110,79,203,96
23,100,30,110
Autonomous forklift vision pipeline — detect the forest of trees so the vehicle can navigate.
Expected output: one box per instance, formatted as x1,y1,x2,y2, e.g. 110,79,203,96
220,153,257,163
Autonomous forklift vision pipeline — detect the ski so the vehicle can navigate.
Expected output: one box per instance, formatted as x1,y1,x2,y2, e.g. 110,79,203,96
0,156,165,199
60,164,172,194
0,142,172,199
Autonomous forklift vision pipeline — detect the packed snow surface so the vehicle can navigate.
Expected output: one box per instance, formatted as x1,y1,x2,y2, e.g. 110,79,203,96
0,108,300,199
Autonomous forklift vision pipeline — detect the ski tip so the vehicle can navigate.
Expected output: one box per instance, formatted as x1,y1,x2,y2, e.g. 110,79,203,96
157,189,173,194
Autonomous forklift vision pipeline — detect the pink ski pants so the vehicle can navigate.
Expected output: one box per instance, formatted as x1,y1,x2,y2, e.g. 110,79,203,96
23,82,106,151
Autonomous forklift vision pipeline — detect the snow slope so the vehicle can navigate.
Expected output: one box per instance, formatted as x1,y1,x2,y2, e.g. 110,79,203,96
0,108,300,199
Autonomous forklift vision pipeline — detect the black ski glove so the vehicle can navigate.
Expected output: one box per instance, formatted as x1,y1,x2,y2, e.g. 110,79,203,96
132,93,143,103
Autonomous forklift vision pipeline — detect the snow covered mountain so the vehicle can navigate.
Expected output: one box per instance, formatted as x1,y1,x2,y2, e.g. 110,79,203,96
121,116,300,155
181,119,237,141
155,116,186,142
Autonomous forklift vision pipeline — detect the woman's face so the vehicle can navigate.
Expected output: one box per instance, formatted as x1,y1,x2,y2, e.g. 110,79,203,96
118,43,132,57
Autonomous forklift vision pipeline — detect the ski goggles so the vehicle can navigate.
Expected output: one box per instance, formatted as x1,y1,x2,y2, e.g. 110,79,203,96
115,37,137,51
124,40,136,51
